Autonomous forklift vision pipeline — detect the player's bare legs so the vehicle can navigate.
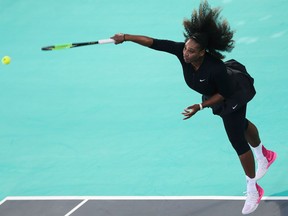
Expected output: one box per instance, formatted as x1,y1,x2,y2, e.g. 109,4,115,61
241,120,277,214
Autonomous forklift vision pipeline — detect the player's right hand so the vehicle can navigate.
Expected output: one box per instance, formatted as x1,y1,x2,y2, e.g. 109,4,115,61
111,33,125,44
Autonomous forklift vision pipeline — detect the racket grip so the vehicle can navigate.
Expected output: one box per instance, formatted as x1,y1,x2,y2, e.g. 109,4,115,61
98,38,115,44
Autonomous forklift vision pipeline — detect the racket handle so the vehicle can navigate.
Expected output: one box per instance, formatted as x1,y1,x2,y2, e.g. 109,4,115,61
98,38,115,44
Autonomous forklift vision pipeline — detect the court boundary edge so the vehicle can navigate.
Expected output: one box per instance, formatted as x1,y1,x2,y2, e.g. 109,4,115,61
1,195,288,206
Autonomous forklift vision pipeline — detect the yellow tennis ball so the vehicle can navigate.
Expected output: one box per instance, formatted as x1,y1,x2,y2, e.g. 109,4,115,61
2,56,11,65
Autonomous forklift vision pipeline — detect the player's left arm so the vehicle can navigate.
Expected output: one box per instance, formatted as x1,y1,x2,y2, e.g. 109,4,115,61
182,93,224,120
183,63,229,120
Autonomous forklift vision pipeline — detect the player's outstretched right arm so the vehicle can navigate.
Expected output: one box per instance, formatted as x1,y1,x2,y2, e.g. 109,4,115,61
111,34,153,47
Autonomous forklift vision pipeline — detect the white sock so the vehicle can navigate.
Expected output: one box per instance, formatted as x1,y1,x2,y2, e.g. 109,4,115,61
252,142,265,160
246,176,257,192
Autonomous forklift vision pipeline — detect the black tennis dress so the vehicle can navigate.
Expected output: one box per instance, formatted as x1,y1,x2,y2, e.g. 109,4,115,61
150,39,256,116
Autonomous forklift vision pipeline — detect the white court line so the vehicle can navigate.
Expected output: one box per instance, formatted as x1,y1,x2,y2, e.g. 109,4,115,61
1,196,288,202
64,199,88,216
0,197,8,206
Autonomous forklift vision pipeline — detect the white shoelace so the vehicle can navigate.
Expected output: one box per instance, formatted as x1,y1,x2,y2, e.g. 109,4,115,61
257,158,268,170
243,191,259,204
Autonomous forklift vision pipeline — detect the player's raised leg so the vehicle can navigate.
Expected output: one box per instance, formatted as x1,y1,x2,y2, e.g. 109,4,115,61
245,120,277,180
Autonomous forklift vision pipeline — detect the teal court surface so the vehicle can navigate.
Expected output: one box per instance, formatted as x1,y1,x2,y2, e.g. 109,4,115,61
0,0,288,215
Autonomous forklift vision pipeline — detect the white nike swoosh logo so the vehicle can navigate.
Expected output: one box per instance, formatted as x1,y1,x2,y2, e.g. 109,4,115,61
232,104,238,109
200,79,206,82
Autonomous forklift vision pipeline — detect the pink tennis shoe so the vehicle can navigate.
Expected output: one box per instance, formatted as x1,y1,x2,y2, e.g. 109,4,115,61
256,146,277,180
242,184,264,215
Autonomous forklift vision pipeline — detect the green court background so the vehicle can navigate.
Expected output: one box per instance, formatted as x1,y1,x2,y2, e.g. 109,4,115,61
0,0,287,200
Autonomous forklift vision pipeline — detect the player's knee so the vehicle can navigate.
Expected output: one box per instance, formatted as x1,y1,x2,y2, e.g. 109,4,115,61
231,141,251,156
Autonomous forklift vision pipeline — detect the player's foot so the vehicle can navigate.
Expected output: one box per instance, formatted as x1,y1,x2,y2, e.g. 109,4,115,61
242,184,264,215
256,146,277,180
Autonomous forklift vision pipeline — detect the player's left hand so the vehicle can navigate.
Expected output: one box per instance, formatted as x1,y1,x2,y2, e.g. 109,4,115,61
182,104,200,120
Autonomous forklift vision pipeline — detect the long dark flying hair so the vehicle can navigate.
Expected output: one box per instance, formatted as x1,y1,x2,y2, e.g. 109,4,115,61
183,0,235,59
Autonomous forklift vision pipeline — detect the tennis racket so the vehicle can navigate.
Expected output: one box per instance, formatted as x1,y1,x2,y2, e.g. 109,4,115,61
41,38,115,51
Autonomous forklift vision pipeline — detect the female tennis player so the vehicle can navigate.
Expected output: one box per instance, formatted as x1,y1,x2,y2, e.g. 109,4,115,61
111,1,276,214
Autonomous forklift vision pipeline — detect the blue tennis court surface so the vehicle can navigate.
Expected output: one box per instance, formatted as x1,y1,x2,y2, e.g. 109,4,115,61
0,0,287,215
